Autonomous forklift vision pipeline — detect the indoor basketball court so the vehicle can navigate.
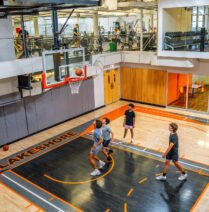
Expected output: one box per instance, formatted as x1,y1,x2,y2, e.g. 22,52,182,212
0,102,209,212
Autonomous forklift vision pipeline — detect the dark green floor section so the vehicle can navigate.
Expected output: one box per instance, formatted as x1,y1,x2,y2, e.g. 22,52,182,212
12,137,209,212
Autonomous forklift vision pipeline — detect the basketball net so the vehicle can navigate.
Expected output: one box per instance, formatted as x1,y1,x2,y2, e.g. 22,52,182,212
69,80,82,94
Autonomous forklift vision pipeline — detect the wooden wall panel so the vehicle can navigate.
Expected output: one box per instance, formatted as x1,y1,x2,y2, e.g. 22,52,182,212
120,67,167,106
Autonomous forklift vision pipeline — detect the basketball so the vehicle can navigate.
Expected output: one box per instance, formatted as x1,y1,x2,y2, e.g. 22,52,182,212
75,68,83,76
3,145,9,151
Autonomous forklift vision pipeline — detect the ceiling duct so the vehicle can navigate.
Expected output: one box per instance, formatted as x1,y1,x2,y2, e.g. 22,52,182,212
0,0,102,15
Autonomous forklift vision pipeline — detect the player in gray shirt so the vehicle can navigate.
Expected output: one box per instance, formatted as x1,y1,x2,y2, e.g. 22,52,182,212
102,118,114,163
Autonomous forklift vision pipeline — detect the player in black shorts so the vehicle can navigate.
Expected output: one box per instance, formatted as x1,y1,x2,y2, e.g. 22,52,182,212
122,103,135,144
156,123,188,181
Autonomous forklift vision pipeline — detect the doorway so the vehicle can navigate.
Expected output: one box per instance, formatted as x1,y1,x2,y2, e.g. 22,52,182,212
104,69,120,105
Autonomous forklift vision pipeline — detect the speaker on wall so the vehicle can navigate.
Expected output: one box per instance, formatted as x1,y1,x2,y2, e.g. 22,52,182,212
18,75,33,90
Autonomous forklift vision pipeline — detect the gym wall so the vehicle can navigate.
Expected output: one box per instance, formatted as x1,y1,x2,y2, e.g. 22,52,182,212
0,78,96,146
120,67,167,106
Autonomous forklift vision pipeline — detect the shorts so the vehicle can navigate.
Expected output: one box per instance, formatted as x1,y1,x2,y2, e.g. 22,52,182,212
103,139,111,147
91,145,103,156
124,125,133,130
166,153,178,162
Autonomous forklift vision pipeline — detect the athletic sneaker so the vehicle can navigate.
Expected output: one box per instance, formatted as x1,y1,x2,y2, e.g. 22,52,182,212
105,157,112,164
155,175,167,181
108,149,113,154
99,160,105,169
131,139,134,144
178,173,188,181
122,138,125,143
90,169,101,176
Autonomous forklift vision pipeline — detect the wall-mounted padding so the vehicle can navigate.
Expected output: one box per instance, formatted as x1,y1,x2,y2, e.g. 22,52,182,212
0,78,95,146
3,101,28,142
0,107,8,145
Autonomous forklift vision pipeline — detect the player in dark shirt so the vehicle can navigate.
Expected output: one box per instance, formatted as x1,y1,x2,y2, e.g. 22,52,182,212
156,123,187,181
122,103,135,144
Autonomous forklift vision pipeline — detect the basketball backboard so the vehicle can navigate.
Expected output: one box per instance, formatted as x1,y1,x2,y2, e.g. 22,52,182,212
42,48,86,89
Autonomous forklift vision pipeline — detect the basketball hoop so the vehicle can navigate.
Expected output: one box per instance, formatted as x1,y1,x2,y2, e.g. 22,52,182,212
69,79,83,94
67,65,87,94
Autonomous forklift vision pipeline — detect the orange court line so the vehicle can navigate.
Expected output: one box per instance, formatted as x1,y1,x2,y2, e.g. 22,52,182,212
49,197,55,201
155,165,159,168
124,203,127,212
105,209,110,212
176,171,187,173
155,173,163,176
9,170,83,212
0,182,45,212
25,203,32,208
44,155,114,184
127,188,134,197
134,105,207,126
190,183,209,212
138,178,148,184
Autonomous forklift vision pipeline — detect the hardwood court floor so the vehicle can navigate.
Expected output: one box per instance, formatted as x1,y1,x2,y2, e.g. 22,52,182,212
0,100,209,211
11,137,209,212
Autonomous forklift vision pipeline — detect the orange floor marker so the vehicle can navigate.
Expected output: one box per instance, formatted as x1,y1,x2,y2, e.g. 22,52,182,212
124,203,127,212
138,178,148,184
127,188,134,197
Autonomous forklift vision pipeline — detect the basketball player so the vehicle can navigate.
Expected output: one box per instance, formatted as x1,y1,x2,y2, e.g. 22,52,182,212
101,118,114,163
122,103,135,144
88,120,105,176
156,123,188,181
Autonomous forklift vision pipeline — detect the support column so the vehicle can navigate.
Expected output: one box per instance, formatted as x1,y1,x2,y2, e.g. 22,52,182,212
33,17,39,37
140,8,143,52
21,15,29,58
93,11,98,49
52,9,59,50
52,10,60,82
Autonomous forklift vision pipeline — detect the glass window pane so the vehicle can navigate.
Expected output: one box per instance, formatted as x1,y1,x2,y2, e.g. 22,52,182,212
193,16,197,21
192,22,197,28
188,75,209,112
199,16,203,21
193,7,197,14
199,6,204,15
198,21,203,28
